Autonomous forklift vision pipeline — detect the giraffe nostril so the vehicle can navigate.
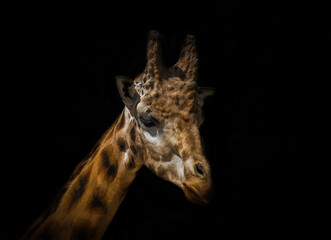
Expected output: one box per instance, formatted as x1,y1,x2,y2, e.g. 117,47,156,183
194,163,205,178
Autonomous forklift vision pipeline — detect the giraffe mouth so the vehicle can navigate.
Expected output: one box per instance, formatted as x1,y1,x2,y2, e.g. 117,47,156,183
182,183,209,205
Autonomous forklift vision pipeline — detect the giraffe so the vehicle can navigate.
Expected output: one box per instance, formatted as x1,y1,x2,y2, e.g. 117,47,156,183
22,30,215,240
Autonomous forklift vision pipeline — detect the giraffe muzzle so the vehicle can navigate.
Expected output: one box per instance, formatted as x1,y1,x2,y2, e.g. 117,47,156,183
182,183,212,205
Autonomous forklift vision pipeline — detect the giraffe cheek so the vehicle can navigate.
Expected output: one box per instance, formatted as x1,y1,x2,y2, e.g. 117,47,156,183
142,130,161,145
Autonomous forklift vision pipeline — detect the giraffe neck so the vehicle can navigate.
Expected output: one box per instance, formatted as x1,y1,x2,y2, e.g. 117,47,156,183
26,108,145,240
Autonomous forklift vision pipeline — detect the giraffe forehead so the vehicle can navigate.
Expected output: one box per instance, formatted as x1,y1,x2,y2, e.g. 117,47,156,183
140,80,200,119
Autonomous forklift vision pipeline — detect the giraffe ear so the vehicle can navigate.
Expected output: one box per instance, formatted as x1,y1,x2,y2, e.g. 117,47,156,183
198,87,215,106
116,76,140,113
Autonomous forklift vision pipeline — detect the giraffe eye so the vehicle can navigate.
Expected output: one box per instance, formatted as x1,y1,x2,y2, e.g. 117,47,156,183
139,117,156,128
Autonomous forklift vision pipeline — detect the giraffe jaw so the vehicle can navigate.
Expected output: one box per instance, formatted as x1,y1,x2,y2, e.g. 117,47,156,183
182,183,210,205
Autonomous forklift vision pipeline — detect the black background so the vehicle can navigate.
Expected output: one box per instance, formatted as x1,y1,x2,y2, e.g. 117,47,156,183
2,1,326,239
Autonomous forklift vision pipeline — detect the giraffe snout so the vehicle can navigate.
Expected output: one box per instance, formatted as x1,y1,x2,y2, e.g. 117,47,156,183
182,158,213,205
183,181,213,205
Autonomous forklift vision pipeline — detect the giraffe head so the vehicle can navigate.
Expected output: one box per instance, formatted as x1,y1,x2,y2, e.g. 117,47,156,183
116,31,214,205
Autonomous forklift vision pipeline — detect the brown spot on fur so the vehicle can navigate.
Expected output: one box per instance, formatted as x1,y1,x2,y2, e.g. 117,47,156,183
174,95,180,105
101,150,110,169
70,171,90,207
126,156,136,169
149,149,160,161
176,122,183,131
151,91,159,98
183,116,190,122
157,166,166,177
107,163,118,181
117,138,127,152
90,192,107,213
136,145,144,160
130,126,136,141
47,160,89,212
130,145,137,155
181,150,189,161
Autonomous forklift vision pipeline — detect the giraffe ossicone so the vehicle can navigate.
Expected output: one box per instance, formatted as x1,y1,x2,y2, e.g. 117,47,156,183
22,30,214,240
